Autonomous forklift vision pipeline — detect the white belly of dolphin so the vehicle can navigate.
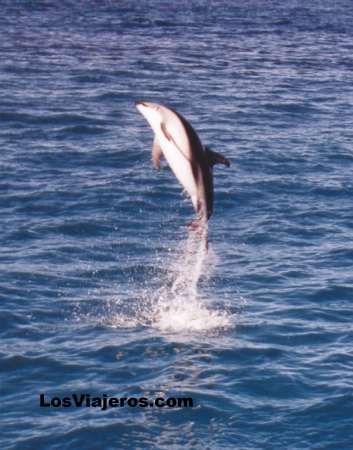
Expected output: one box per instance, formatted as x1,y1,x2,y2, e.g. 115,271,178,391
156,131,198,210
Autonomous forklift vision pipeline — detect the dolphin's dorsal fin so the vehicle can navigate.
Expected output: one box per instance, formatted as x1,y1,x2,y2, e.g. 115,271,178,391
205,147,230,167
152,136,163,171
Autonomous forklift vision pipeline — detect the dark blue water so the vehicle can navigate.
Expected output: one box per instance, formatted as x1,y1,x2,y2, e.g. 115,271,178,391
1,1,353,449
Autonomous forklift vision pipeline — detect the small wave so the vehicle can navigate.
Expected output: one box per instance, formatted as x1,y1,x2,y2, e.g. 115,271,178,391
262,102,324,115
0,111,106,126
54,125,108,135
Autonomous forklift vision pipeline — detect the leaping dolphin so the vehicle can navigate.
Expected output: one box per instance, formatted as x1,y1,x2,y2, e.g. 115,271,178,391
135,101,230,227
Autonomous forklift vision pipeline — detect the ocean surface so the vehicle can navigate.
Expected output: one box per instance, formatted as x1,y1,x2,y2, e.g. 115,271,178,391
1,1,353,449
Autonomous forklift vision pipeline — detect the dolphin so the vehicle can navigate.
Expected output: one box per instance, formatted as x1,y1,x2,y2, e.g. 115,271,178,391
135,101,230,228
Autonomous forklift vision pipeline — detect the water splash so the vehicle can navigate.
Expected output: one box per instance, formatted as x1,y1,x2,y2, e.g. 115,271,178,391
149,228,233,332
78,227,235,333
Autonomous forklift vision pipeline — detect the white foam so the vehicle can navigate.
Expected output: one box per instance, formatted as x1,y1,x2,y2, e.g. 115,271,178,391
152,296,232,332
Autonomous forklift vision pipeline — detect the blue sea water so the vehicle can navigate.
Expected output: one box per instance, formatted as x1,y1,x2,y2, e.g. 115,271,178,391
1,0,353,448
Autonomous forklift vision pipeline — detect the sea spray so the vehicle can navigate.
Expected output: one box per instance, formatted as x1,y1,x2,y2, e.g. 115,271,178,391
151,228,232,332
170,228,207,296
89,228,233,332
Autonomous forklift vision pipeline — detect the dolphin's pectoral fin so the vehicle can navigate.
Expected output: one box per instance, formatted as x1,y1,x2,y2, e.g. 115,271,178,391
161,122,191,162
161,122,173,142
205,147,230,167
152,136,163,171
